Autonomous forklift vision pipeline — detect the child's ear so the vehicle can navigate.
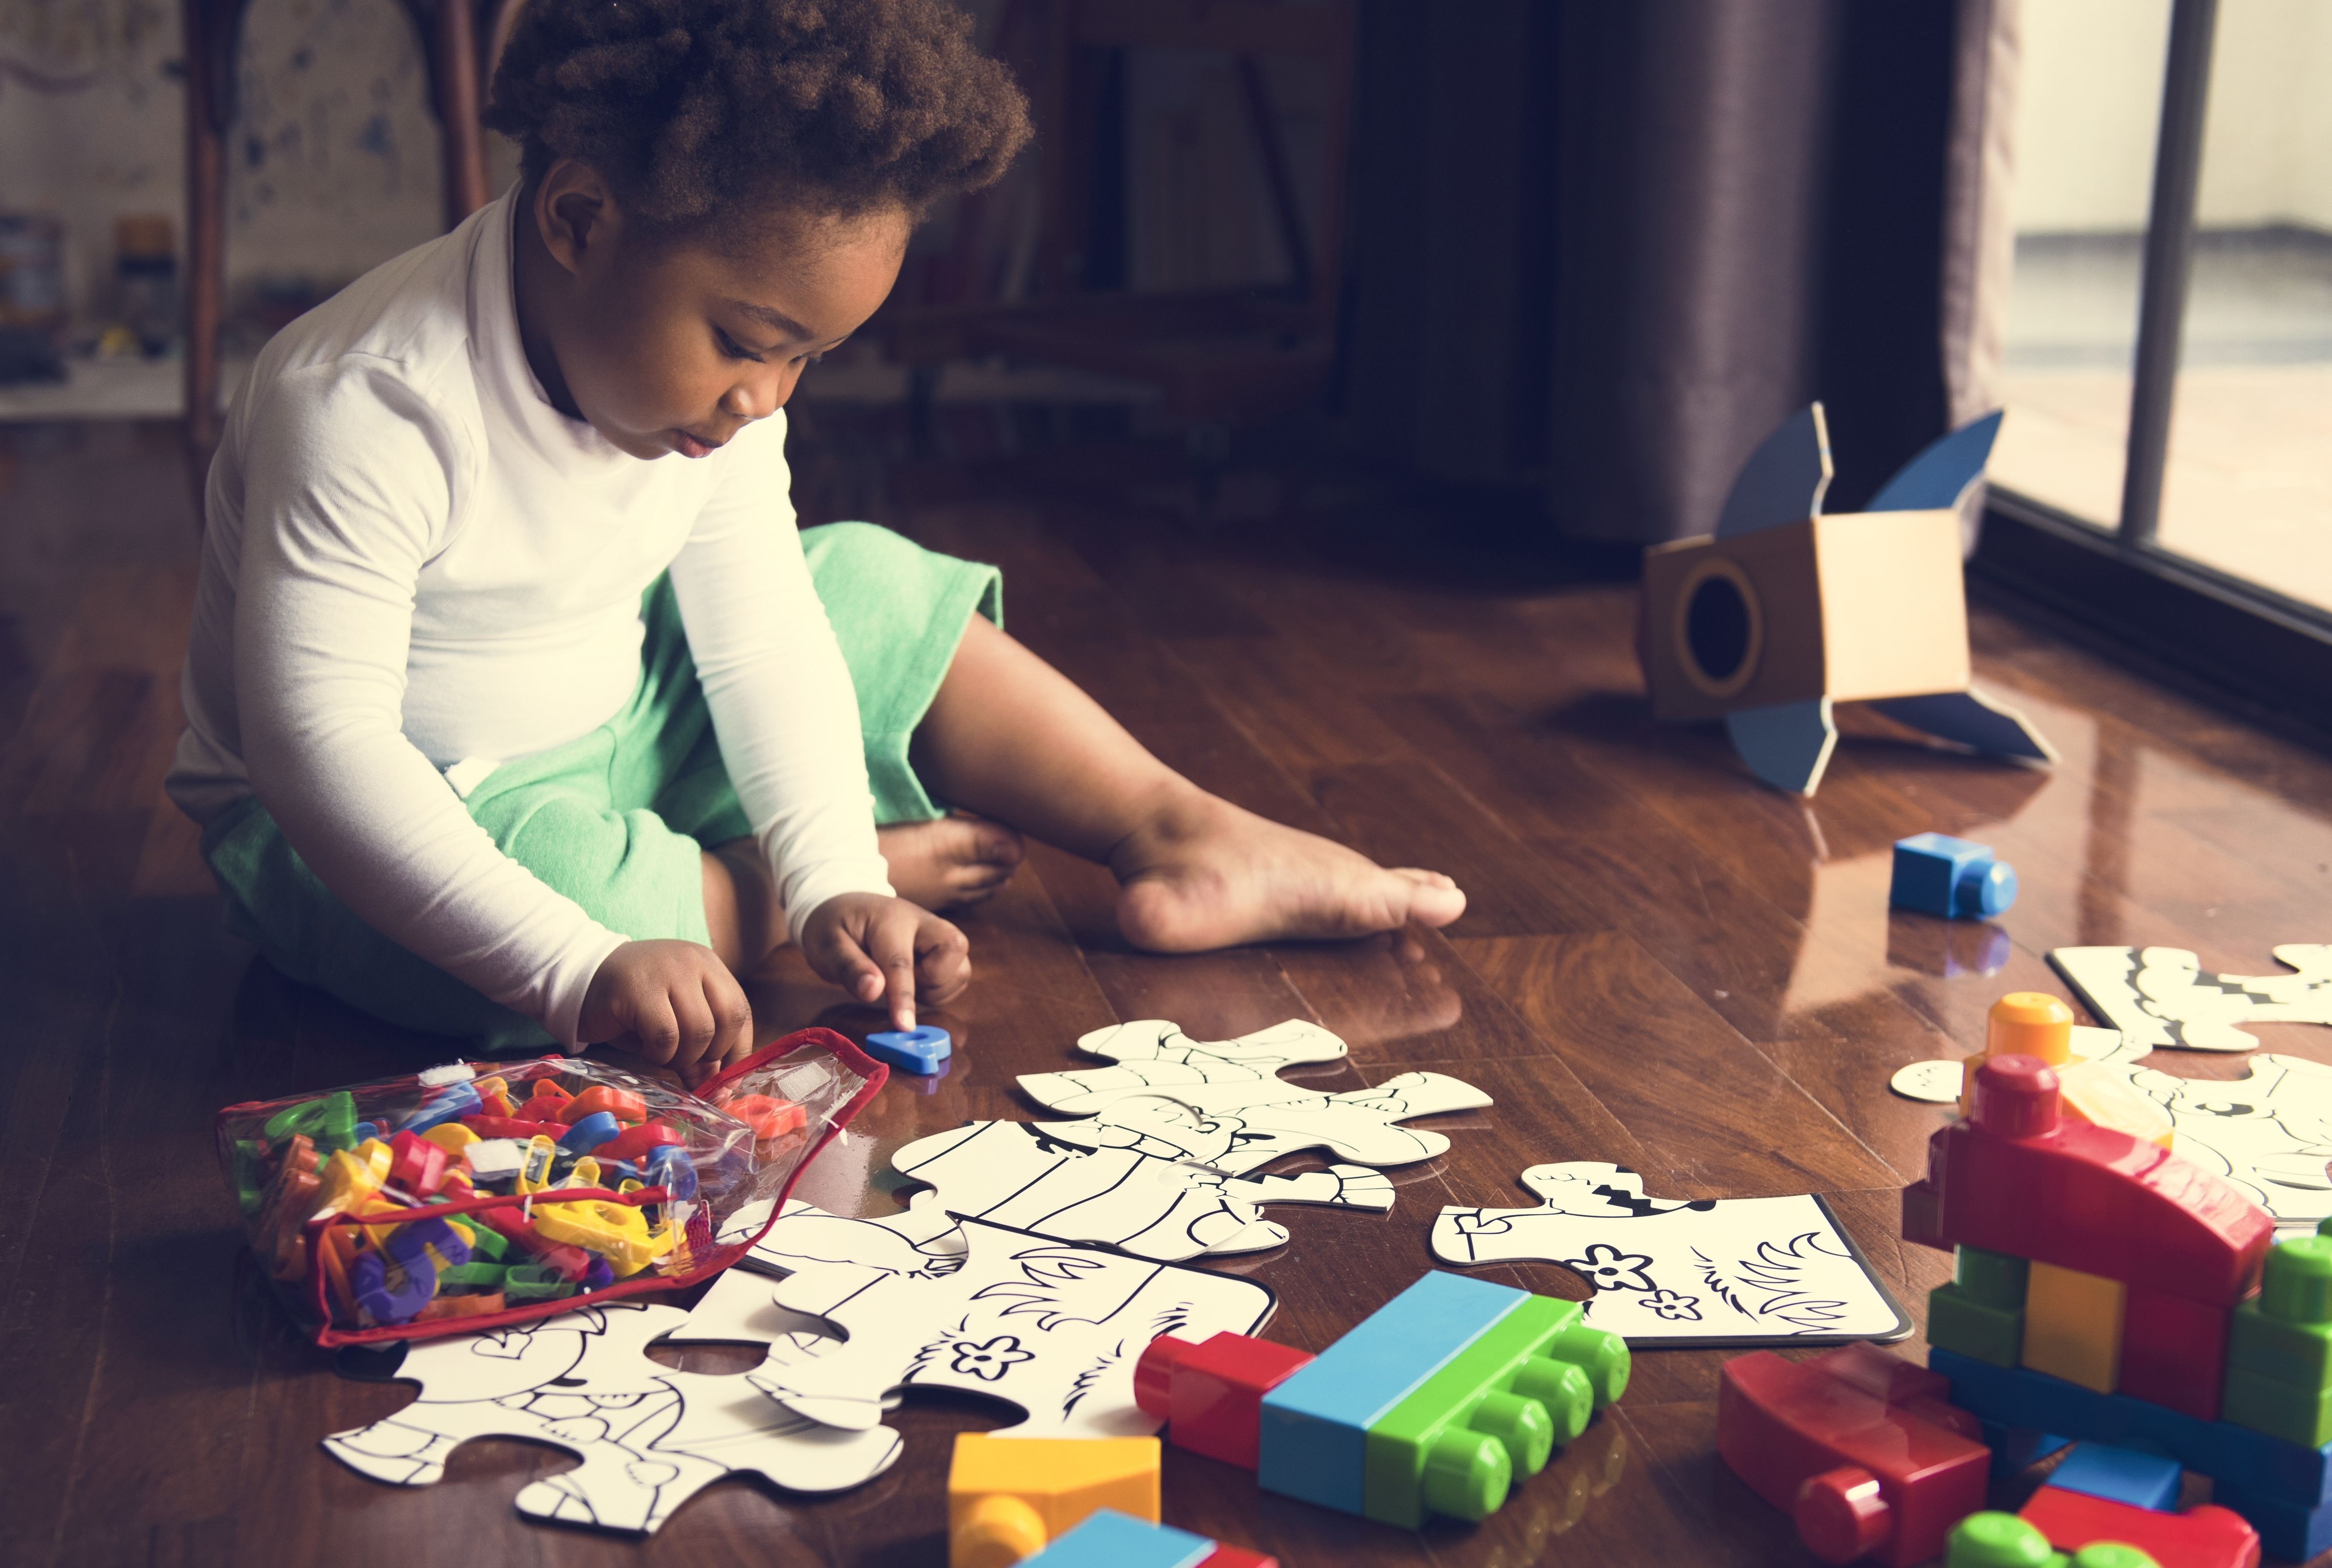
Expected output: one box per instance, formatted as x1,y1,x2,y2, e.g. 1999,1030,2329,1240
533,158,622,277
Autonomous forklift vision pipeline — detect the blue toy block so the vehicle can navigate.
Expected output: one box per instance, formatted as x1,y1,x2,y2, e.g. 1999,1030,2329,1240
1980,1421,2073,1478
1933,1348,2332,1508
865,1025,952,1076
1258,1271,1527,1516
1891,833,2017,920
1020,1510,1216,1568
2214,1477,2332,1563
2047,1442,2182,1511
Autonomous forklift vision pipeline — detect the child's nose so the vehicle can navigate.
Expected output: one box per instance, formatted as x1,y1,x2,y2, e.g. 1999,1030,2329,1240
721,370,789,422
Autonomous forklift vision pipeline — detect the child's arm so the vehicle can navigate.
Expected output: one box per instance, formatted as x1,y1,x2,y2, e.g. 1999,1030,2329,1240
667,414,967,1026
232,364,650,1050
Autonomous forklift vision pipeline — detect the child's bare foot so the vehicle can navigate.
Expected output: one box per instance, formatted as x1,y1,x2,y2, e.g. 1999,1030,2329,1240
879,814,1025,911
1109,790,1465,951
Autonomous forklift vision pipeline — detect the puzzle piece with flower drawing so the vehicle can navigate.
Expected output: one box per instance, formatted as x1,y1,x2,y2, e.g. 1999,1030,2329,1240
1429,1161,1910,1346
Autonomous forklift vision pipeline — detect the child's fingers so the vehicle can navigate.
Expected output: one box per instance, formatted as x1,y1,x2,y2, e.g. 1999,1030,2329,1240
914,917,971,1006
669,985,717,1068
704,968,753,1067
630,994,682,1064
867,914,921,1031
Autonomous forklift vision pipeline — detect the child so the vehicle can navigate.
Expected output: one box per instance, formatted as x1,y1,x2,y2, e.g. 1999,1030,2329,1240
168,0,1463,1085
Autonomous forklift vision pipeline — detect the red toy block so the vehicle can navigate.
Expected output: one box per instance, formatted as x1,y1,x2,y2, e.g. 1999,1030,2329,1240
2020,1483,2260,1568
1720,1345,1990,1567
384,1130,448,1197
1902,1056,2272,1308
1135,1332,1315,1471
1197,1549,1276,1568
2120,1283,2232,1423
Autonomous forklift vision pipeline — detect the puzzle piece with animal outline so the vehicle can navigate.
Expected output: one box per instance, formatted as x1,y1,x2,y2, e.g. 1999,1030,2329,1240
742,1205,1277,1437
885,1120,1290,1260
1430,1162,1910,1346
2052,944,2332,1053
320,1302,902,1533
1026,1064,1491,1170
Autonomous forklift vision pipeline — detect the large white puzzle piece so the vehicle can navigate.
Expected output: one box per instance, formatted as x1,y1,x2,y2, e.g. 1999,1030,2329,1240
1025,1061,1491,1171
320,1302,901,1532
1015,1017,1351,1116
743,1206,1277,1437
2052,944,2332,1053
1430,1162,1910,1347
888,1120,1289,1260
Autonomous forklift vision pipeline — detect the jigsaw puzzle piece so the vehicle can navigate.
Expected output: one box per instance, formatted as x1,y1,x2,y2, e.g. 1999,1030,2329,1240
749,1212,1276,1438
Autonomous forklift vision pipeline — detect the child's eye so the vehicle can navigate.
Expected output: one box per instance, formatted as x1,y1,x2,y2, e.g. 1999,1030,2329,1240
714,328,765,363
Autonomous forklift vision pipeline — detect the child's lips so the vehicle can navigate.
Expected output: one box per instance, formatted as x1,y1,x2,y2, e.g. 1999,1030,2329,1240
672,429,722,459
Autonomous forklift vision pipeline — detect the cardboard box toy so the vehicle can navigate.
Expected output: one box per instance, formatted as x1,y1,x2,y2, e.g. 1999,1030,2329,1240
1638,405,2056,796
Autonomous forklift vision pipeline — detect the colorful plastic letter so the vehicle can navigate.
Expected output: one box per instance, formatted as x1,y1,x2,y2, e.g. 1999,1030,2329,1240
867,1025,953,1076
556,1111,622,1154
723,1094,806,1139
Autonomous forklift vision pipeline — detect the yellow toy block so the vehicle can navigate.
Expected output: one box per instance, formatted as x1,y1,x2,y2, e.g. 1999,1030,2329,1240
2057,1061,2174,1149
2023,1260,2126,1393
948,1433,1160,1568
1960,993,2075,1112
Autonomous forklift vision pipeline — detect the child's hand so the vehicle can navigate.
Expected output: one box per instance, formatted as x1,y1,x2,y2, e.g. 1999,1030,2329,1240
578,939,753,1088
799,892,969,1030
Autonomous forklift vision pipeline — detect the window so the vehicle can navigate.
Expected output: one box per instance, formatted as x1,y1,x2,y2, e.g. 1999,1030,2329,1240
1989,0,2332,630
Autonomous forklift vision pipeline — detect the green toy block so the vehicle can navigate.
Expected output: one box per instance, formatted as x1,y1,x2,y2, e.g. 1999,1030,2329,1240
1946,1510,2058,1567
1944,1511,2159,1568
2223,1362,2332,1448
1929,1281,2024,1368
2226,1235,2332,1397
1359,1294,1630,1529
1956,1244,2029,1309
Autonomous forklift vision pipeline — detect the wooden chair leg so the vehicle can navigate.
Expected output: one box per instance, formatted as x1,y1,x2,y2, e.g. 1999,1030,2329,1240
431,0,492,225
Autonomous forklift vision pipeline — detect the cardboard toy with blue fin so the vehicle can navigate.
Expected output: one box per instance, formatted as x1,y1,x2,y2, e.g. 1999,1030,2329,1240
1637,404,2056,796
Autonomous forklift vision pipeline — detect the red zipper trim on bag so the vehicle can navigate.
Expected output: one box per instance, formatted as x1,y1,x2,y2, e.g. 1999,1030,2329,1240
304,1026,888,1346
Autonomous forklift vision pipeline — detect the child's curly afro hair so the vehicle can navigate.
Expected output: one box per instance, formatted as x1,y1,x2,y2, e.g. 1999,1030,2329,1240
485,0,1031,227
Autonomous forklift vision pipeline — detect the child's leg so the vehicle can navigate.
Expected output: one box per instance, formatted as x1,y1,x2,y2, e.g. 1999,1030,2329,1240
906,615,1464,951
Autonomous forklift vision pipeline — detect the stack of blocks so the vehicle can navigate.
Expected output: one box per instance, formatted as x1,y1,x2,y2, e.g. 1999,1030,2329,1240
1908,1049,2332,1559
1135,1270,1629,1529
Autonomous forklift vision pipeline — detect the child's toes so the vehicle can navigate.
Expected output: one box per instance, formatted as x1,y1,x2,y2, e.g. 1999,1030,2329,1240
1389,868,1466,929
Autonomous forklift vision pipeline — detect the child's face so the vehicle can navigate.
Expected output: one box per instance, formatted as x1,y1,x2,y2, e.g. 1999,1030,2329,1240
530,169,911,463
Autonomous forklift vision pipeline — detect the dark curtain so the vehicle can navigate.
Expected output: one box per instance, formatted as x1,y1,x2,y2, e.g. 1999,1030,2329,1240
1341,0,1980,544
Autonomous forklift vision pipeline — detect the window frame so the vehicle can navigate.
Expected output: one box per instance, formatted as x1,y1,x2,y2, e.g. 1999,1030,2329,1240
1975,0,2332,730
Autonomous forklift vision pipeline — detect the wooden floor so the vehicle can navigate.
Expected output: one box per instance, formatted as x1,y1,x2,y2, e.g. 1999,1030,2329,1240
8,417,2332,1567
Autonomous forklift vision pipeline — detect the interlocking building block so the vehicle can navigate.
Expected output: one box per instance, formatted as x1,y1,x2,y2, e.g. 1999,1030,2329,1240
2045,1442,2181,1511
1720,1345,1989,1567
1256,1271,1524,1517
1932,1348,2332,1511
1895,834,2020,921
2120,1284,2228,1423
1135,1332,1314,1471
1930,1245,2029,1368
2211,1477,2332,1563
2223,1234,2332,1447
1903,1056,2273,1308
2024,1261,2126,1394
2020,1483,2260,1568
1360,1293,1626,1529
1947,1512,2165,1568
1015,1510,1278,1568
948,1434,1160,1568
